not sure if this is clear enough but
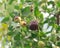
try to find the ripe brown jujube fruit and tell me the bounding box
[29,20,38,30]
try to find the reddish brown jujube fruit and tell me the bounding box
[29,20,38,30]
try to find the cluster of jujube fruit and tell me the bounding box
[14,16,38,30]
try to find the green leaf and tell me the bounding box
[1,16,10,23]
[56,41,60,46]
[44,18,49,23]
[8,26,14,35]
[34,7,40,17]
[20,0,25,4]
[34,6,43,21]
[26,0,32,2]
[41,0,47,3]
[21,6,31,16]
[9,0,14,4]
[25,44,31,48]
[7,31,14,36]
[14,5,19,10]
[57,26,60,31]
[46,42,52,48]
[14,41,21,47]
[8,26,14,31]
[19,3,23,9]
[56,1,60,8]
[14,32,20,41]
[38,31,46,37]
[33,0,39,7]
[0,3,3,7]
[47,1,55,5]
[9,12,14,18]
[49,17,56,26]
[42,5,47,12]
[31,33,37,38]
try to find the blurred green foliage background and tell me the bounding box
[0,0,60,48]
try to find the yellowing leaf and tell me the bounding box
[1,23,8,30]
[0,34,2,40]
[0,28,3,32]
[7,36,12,41]
[0,23,8,32]
[2,23,8,28]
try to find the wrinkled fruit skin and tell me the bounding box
[29,20,38,30]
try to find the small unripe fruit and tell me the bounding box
[38,41,45,48]
[21,32,25,36]
[29,43,32,47]
[29,20,38,30]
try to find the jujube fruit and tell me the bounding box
[20,20,26,26]
[14,16,21,22]
[29,20,38,30]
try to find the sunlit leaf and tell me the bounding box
[0,34,2,40]
[1,16,10,23]
[2,23,8,28]
[56,2,60,8]
[21,6,31,16]
[9,0,14,4]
